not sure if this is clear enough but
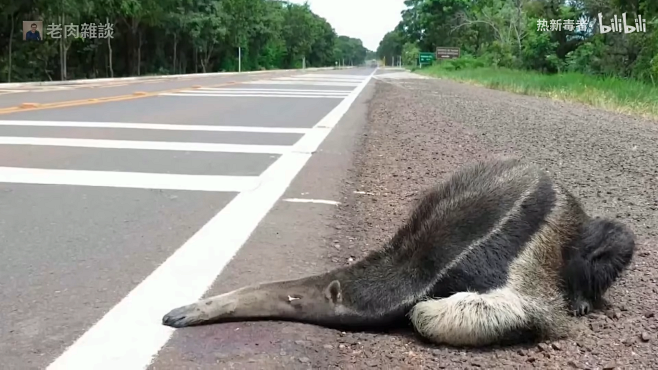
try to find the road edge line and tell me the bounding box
[44,67,377,370]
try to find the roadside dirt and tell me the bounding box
[293,76,657,369]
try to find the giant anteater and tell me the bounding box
[162,158,635,346]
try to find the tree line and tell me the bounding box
[377,0,657,83]
[0,0,371,83]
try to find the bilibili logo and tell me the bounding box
[598,13,647,33]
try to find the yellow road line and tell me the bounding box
[0,81,240,115]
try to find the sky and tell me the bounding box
[292,0,407,51]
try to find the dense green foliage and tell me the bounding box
[377,0,658,83]
[333,35,369,66]
[0,0,371,82]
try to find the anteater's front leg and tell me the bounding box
[162,275,359,328]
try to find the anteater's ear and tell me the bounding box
[324,280,342,304]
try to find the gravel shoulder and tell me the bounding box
[302,75,657,369]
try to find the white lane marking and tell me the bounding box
[0,167,259,192]
[282,198,340,205]
[19,86,75,90]
[44,70,375,370]
[160,93,346,98]
[296,74,365,80]
[298,73,365,77]
[244,81,360,86]
[0,120,311,134]
[373,72,430,80]
[175,90,349,96]
[274,77,365,82]
[0,137,291,154]
[193,88,353,93]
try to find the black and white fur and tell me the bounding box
[162,158,635,347]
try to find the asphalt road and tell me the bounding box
[0,68,338,109]
[0,67,379,370]
[5,66,654,370]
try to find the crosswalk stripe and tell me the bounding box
[273,77,364,82]
[0,120,311,134]
[0,137,292,154]
[193,88,353,93]
[297,74,365,80]
[244,81,360,86]
[0,166,260,192]
[174,90,349,96]
[161,93,346,98]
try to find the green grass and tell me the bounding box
[414,61,658,120]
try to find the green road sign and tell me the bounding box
[418,52,435,67]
